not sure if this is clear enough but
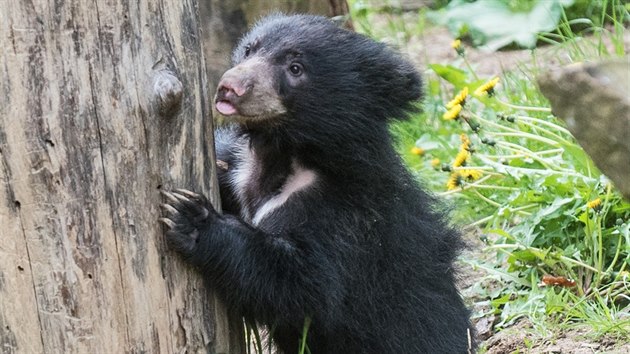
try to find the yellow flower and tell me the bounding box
[446,87,469,109]
[587,197,602,211]
[474,77,500,97]
[459,169,483,181]
[446,172,463,190]
[443,104,462,120]
[411,146,425,156]
[460,134,471,151]
[431,158,441,168]
[451,39,464,55]
[452,149,469,167]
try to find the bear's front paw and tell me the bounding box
[160,189,216,256]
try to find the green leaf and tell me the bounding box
[511,248,549,264]
[559,141,600,177]
[429,0,574,51]
[428,64,468,87]
[462,259,531,287]
[491,293,512,308]
[533,197,575,224]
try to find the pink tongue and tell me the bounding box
[216,101,238,116]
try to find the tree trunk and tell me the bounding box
[0,1,242,353]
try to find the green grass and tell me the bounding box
[351,0,630,350]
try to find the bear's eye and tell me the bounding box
[244,45,251,57]
[289,63,303,76]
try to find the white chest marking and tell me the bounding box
[230,143,257,219]
[229,145,317,225]
[231,145,255,193]
[251,164,317,226]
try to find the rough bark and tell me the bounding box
[0,0,242,353]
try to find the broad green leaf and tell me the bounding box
[429,0,575,51]
[428,64,468,87]
[534,197,575,222]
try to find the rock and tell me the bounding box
[473,314,496,341]
[538,59,630,200]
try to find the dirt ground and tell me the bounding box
[367,9,630,354]
[483,323,630,354]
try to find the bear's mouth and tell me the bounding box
[215,100,239,116]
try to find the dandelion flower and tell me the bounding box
[460,134,471,151]
[410,146,425,156]
[451,39,464,55]
[460,134,470,145]
[587,197,602,211]
[443,104,462,121]
[452,149,469,167]
[446,172,463,190]
[446,87,469,109]
[459,169,483,181]
[431,158,441,168]
[474,77,500,97]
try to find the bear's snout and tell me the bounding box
[215,79,250,116]
[214,57,286,120]
[215,67,255,116]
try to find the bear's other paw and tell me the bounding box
[160,189,216,256]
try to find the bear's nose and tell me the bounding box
[215,78,253,116]
[216,80,250,99]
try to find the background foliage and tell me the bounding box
[351,0,630,349]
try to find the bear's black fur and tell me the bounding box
[161,14,472,353]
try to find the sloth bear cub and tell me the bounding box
[161,14,472,353]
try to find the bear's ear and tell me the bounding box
[357,38,423,119]
[359,43,423,121]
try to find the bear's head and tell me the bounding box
[214,14,422,135]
